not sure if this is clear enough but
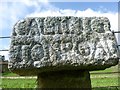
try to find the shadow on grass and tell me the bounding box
[2,71,19,76]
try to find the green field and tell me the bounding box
[1,65,120,89]
[1,78,36,88]
[1,76,119,88]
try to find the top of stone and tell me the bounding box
[9,17,119,75]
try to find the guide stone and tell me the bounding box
[9,17,119,75]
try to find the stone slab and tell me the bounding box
[9,17,119,75]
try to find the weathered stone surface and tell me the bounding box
[9,17,119,75]
[37,70,91,88]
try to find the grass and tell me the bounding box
[91,77,118,87]
[1,78,36,88]
[90,65,119,73]
[2,71,19,77]
[1,65,119,88]
[92,87,120,90]
[1,77,119,88]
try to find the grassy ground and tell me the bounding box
[1,78,36,88]
[90,65,119,73]
[91,77,118,87]
[1,65,119,88]
[1,76,119,88]
[2,72,19,77]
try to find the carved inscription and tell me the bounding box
[9,17,119,69]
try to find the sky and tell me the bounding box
[0,0,119,60]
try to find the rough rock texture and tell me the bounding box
[9,17,119,75]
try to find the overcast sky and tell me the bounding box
[0,0,119,60]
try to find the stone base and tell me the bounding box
[37,70,91,89]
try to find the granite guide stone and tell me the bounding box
[9,16,119,88]
[9,17,119,75]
